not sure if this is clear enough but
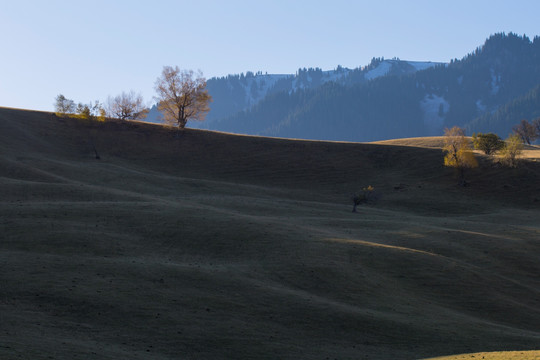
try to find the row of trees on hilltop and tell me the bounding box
[352,122,531,210]
[55,66,212,129]
[443,122,534,185]
[55,95,107,121]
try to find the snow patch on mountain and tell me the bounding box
[421,94,449,135]
[365,61,393,80]
[408,61,443,71]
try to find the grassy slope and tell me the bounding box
[373,137,540,161]
[1,107,540,360]
[371,136,450,148]
[424,350,540,359]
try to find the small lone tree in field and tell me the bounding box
[154,66,212,129]
[352,185,375,212]
[472,132,505,155]
[499,134,524,167]
[54,94,75,116]
[513,119,538,145]
[443,126,478,186]
[106,91,148,121]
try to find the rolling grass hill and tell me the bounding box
[372,137,450,149]
[373,136,540,161]
[1,107,540,359]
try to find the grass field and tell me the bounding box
[424,350,540,359]
[1,107,539,359]
[373,137,540,161]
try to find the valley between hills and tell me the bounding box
[1,107,540,359]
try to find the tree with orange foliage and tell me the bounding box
[154,66,212,129]
[443,126,478,186]
[499,134,524,167]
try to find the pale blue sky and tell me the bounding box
[1,0,539,111]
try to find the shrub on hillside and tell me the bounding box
[499,134,524,167]
[352,185,376,212]
[472,132,505,155]
[54,94,105,122]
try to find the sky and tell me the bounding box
[1,0,539,112]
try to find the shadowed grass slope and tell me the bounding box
[1,107,540,359]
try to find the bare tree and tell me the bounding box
[443,126,478,186]
[513,119,538,145]
[106,91,148,121]
[154,66,212,129]
[533,118,540,139]
[54,94,75,115]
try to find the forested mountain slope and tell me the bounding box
[212,33,540,141]
[146,33,540,142]
[146,59,442,130]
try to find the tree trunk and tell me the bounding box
[178,105,186,129]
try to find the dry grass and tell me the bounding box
[371,136,449,148]
[1,107,540,359]
[424,350,540,359]
[373,137,540,161]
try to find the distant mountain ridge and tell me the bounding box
[146,59,443,129]
[148,33,540,142]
